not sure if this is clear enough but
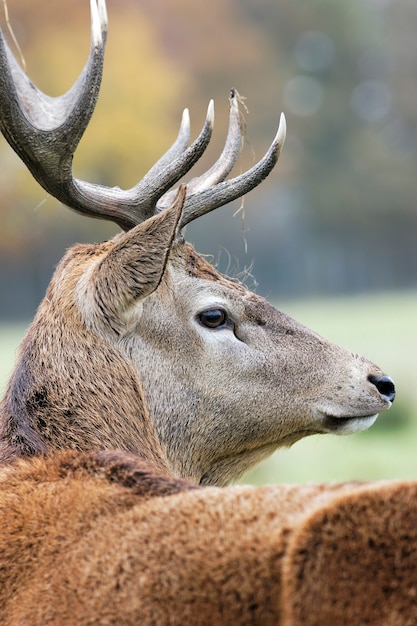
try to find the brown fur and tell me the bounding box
[281,481,417,625]
[0,450,351,625]
[1,452,416,625]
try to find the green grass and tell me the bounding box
[1,289,416,485]
[0,323,30,396]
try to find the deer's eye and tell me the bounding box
[198,309,228,329]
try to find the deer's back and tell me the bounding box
[0,451,335,625]
[2,452,417,625]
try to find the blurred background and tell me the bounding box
[0,0,416,484]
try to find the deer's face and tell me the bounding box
[119,241,393,485]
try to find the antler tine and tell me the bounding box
[0,0,109,212]
[125,102,214,225]
[178,112,287,229]
[140,108,191,181]
[157,89,242,210]
[0,0,107,169]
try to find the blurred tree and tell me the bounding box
[218,0,417,297]
[0,0,417,319]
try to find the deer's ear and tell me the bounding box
[89,186,185,332]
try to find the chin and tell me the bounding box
[323,413,379,435]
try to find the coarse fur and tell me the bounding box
[1,452,417,625]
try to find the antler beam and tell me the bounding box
[0,0,286,231]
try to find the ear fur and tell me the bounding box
[91,185,186,334]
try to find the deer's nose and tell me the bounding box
[368,375,396,403]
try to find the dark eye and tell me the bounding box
[198,309,227,329]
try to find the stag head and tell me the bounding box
[0,0,395,485]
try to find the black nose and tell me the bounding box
[368,375,396,403]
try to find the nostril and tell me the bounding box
[368,375,396,403]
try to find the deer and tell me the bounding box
[0,2,412,625]
[0,0,394,484]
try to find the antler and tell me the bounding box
[0,0,286,232]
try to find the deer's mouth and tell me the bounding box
[322,413,379,435]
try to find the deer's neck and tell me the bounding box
[0,310,170,474]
